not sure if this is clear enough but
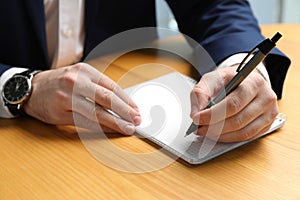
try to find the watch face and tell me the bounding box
[2,75,31,104]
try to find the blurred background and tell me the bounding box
[156,0,300,34]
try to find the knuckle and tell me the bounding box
[232,116,244,130]
[238,130,252,141]
[73,62,88,71]
[227,96,242,114]
[97,75,104,85]
[191,87,210,100]
[220,68,234,83]
[60,72,77,87]
[192,87,202,97]
[190,89,198,101]
[60,63,89,87]
[55,90,68,100]
[109,82,118,92]
[234,127,257,141]
[101,89,112,104]
[265,91,278,104]
[95,107,103,120]
[253,73,266,87]
[201,73,209,80]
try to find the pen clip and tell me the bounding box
[237,32,280,73]
[236,45,259,72]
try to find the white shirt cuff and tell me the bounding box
[217,53,271,85]
[0,67,28,118]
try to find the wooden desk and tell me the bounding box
[1,25,300,199]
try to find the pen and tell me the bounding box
[185,32,282,137]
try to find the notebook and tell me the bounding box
[124,72,286,164]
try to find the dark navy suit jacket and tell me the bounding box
[0,0,290,98]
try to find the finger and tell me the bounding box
[192,68,270,126]
[72,96,137,135]
[72,66,141,125]
[100,125,118,133]
[217,114,275,142]
[93,83,141,125]
[98,76,140,111]
[87,68,139,111]
[196,108,277,142]
[71,111,106,131]
[72,111,118,133]
[193,81,257,125]
[190,86,210,118]
[74,80,141,125]
[73,63,140,112]
[216,89,278,134]
[190,69,232,119]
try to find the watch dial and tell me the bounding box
[3,76,30,103]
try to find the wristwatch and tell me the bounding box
[2,69,40,116]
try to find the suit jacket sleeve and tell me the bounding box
[166,0,290,99]
[0,63,11,76]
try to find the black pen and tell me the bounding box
[185,32,282,137]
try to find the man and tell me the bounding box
[0,1,290,142]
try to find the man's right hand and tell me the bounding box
[23,63,141,135]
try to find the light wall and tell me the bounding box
[248,0,300,24]
[281,0,300,23]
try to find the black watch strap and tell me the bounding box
[7,104,27,117]
[19,69,39,78]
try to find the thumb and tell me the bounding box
[190,86,210,118]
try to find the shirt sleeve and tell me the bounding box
[0,67,28,118]
[217,53,271,85]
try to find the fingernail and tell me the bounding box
[133,116,141,125]
[125,124,135,135]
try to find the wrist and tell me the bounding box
[2,69,41,117]
[22,71,43,116]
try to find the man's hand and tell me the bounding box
[23,63,141,135]
[190,66,278,142]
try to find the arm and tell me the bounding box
[0,2,141,135]
[22,63,141,135]
[166,0,290,98]
[167,0,291,142]
[0,63,11,75]
[0,62,141,135]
